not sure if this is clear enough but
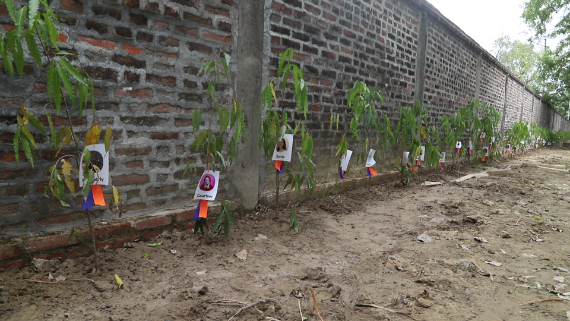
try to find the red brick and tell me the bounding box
[0,203,19,216]
[202,31,231,43]
[0,3,7,17]
[126,160,144,169]
[152,104,180,113]
[0,97,23,108]
[153,21,169,30]
[116,235,138,248]
[123,44,142,55]
[34,82,47,92]
[146,184,179,196]
[36,212,86,226]
[0,244,20,260]
[0,151,27,163]
[113,174,149,186]
[2,184,28,197]
[142,230,162,240]
[146,74,176,87]
[205,5,230,17]
[25,234,79,252]
[174,25,198,37]
[1,23,14,31]
[0,169,34,181]
[175,118,192,127]
[163,52,178,59]
[122,0,140,8]
[78,36,116,50]
[32,252,66,262]
[164,6,180,19]
[135,215,172,230]
[114,88,152,98]
[222,0,233,5]
[0,260,24,270]
[158,36,179,47]
[57,33,69,42]
[61,0,83,12]
[150,133,178,140]
[176,210,194,222]
[115,146,152,156]
[92,222,132,240]
[96,240,115,250]
[67,246,91,259]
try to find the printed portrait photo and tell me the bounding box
[275,137,289,152]
[199,173,216,191]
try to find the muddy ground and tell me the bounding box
[3,148,570,321]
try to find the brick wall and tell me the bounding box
[1,0,570,241]
[0,0,235,236]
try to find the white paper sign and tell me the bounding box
[417,146,425,161]
[340,150,353,171]
[194,170,220,201]
[79,144,109,186]
[480,132,486,139]
[483,147,489,156]
[271,134,294,162]
[505,144,511,152]
[365,149,376,167]
[402,151,410,165]
[455,141,462,149]
[491,137,496,143]
[439,152,446,162]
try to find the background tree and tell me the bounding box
[492,36,541,90]
[522,0,570,116]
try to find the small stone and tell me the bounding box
[417,234,433,243]
[554,276,565,283]
[198,286,208,295]
[501,233,512,238]
[255,234,268,241]
[416,297,433,308]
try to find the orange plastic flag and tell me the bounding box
[198,200,209,218]
[91,185,106,206]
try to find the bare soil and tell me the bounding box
[3,148,570,321]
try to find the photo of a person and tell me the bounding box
[276,138,287,152]
[199,174,215,191]
[200,174,216,191]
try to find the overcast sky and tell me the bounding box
[426,0,535,54]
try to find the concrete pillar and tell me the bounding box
[414,11,428,104]
[229,0,265,210]
[500,75,509,132]
[474,53,482,101]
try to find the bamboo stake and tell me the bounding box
[520,298,563,305]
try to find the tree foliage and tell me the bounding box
[492,36,541,90]
[522,0,570,115]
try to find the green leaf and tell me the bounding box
[290,208,299,232]
[13,128,20,164]
[192,130,209,151]
[14,6,28,38]
[104,125,112,152]
[5,0,16,21]
[58,57,86,85]
[11,36,24,78]
[57,63,75,107]
[24,30,42,65]
[216,135,223,153]
[28,0,40,23]
[27,112,47,136]
[192,110,202,132]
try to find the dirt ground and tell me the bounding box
[3,148,570,321]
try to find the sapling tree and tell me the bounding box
[334,81,384,179]
[1,0,121,269]
[259,48,315,228]
[184,52,246,238]
[392,102,427,185]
